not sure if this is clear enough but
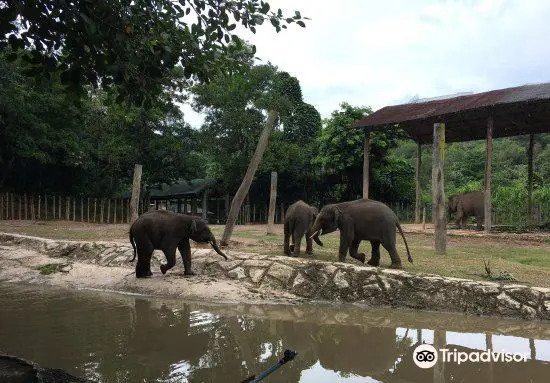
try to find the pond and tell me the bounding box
[0,283,549,382]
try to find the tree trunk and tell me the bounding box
[221,110,278,245]
[130,164,143,225]
[266,172,278,234]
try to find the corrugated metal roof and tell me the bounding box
[351,82,550,129]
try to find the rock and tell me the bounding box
[333,270,349,289]
[228,267,246,280]
[267,263,294,285]
[249,268,265,284]
[474,283,500,295]
[218,260,243,270]
[242,259,273,268]
[291,273,317,297]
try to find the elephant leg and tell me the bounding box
[283,221,291,256]
[292,231,302,257]
[338,234,352,263]
[367,241,381,267]
[348,238,365,263]
[135,239,154,278]
[178,240,195,276]
[305,229,313,254]
[381,238,403,269]
[160,245,177,275]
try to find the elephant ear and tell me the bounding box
[190,219,197,234]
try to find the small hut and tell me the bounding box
[351,82,550,253]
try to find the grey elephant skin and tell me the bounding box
[310,198,413,269]
[448,191,484,230]
[129,210,227,278]
[283,200,323,257]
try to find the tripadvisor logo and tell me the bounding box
[413,344,528,369]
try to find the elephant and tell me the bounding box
[129,210,227,278]
[283,200,323,257]
[448,191,484,230]
[310,198,412,269]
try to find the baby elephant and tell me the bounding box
[284,200,323,257]
[310,198,412,269]
[129,210,227,278]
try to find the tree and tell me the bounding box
[314,102,413,204]
[0,0,307,105]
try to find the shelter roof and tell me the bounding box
[351,83,550,143]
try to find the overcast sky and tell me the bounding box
[181,0,550,127]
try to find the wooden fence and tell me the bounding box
[0,193,287,225]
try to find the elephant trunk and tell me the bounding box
[210,236,228,260]
[310,228,324,246]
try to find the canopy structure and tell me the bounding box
[350,82,550,253]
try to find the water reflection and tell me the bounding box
[0,284,549,382]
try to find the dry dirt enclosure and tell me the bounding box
[1,220,550,288]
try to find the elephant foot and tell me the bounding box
[289,244,295,253]
[136,271,153,278]
[184,270,196,276]
[305,250,313,255]
[366,257,380,267]
[389,262,403,269]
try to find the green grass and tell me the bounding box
[36,263,59,275]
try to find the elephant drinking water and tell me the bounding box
[310,198,412,269]
[129,210,227,278]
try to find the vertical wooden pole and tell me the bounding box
[30,196,35,220]
[484,116,493,232]
[72,197,76,221]
[363,129,370,199]
[253,205,256,224]
[432,122,446,254]
[216,199,220,223]
[107,199,111,223]
[433,330,446,383]
[267,172,277,234]
[58,195,61,220]
[24,193,28,220]
[415,141,422,223]
[202,191,208,220]
[93,198,97,223]
[100,199,104,223]
[65,197,69,220]
[80,197,83,222]
[44,194,47,220]
[130,164,143,225]
[422,205,426,231]
[0,193,3,220]
[114,199,117,224]
[527,132,534,225]
[87,198,90,222]
[18,194,21,220]
[10,193,14,219]
[38,195,41,220]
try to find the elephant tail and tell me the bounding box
[129,230,137,262]
[396,222,413,263]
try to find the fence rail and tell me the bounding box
[0,193,287,225]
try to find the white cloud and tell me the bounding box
[182,0,550,127]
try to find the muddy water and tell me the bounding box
[1,284,550,383]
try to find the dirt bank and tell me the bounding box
[1,232,550,322]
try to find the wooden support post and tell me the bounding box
[130,164,143,225]
[87,198,90,222]
[44,194,47,220]
[58,195,61,220]
[38,195,41,220]
[432,122,446,254]
[422,205,426,232]
[527,132,534,225]
[415,141,422,223]
[216,199,220,223]
[18,194,21,220]
[30,196,35,220]
[80,197,83,222]
[484,116,493,232]
[114,199,117,223]
[72,197,76,221]
[24,193,28,220]
[107,199,111,223]
[202,191,208,220]
[267,172,277,234]
[363,129,370,199]
[93,198,97,223]
[11,193,15,219]
[100,199,104,223]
